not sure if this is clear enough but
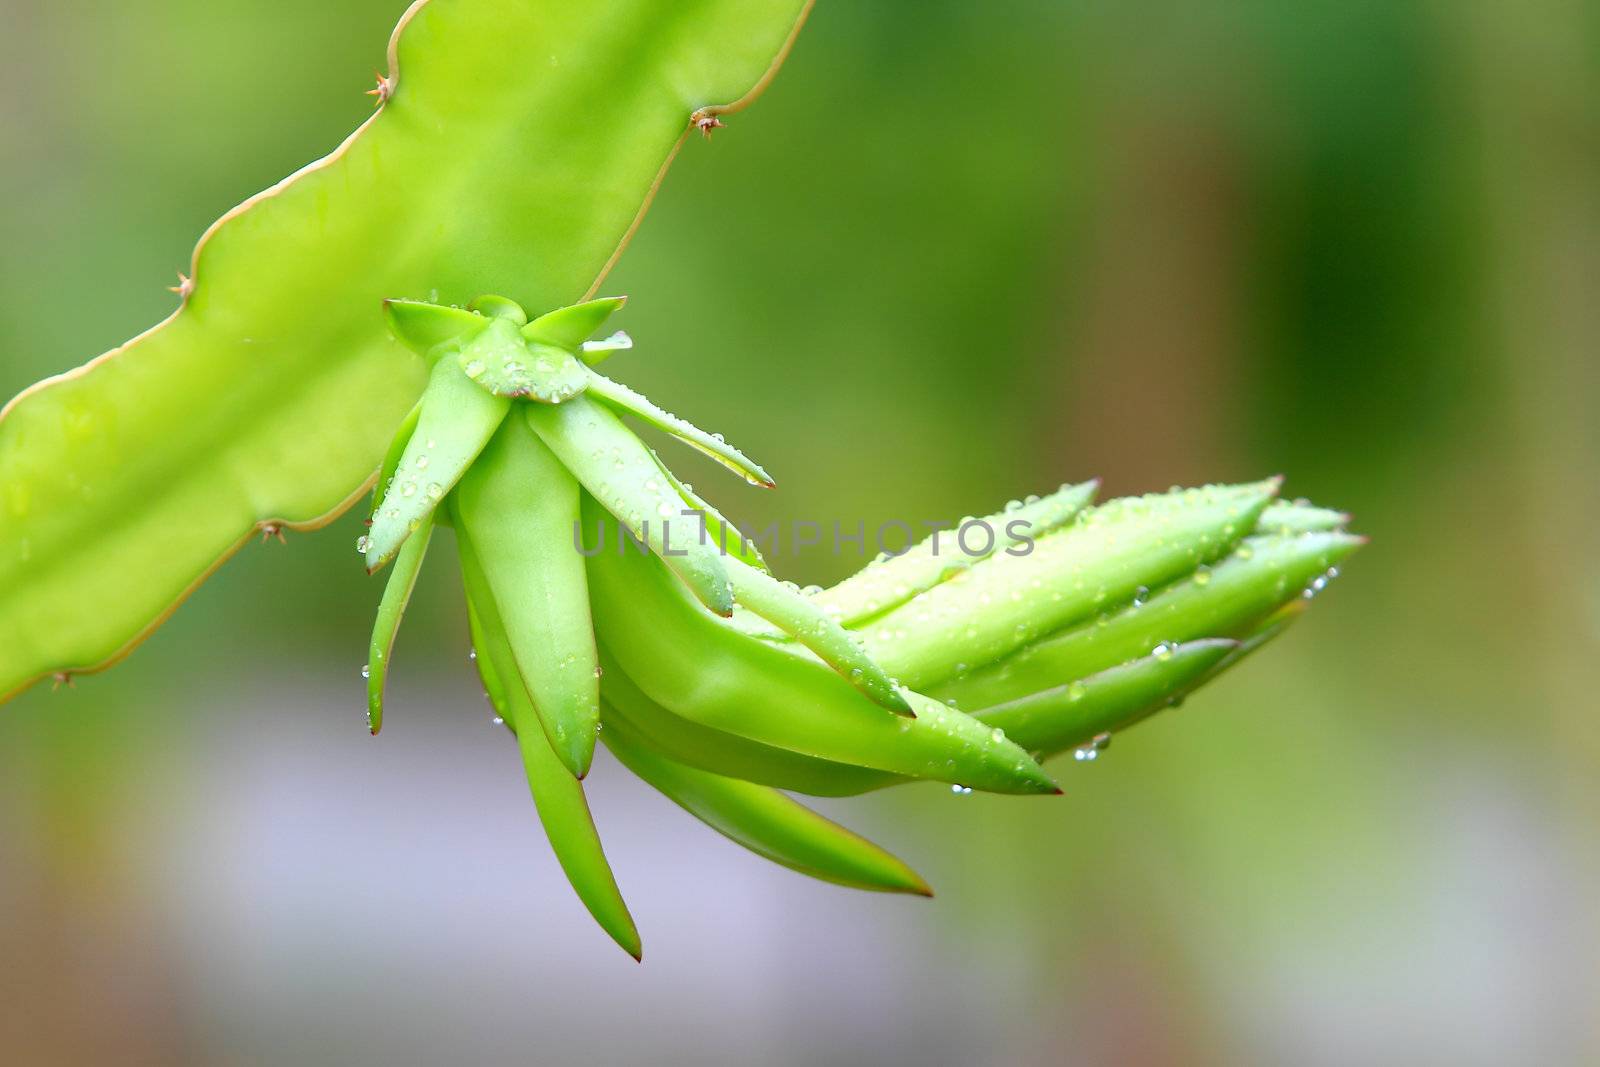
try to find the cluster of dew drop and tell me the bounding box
[1301,565,1341,601]
[1072,732,1112,762]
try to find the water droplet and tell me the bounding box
[1072,732,1111,761]
[464,359,486,378]
[1193,564,1212,586]
[1066,680,1087,702]
[467,649,477,662]
[414,455,430,471]
[950,784,973,795]
[356,535,371,553]
[1152,642,1176,661]
[989,727,1006,743]
[360,664,371,679]
[400,481,418,497]
[1132,585,1150,607]
[426,482,444,501]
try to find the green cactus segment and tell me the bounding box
[0,0,813,700]
[384,300,492,358]
[522,297,627,351]
[365,514,434,737]
[1257,501,1352,535]
[602,715,931,896]
[527,398,735,616]
[459,317,589,403]
[583,370,776,488]
[585,500,1059,796]
[365,357,511,571]
[862,481,1281,691]
[455,420,600,779]
[971,639,1237,760]
[725,558,914,716]
[600,658,890,797]
[936,531,1363,709]
[815,480,1100,627]
[459,532,640,960]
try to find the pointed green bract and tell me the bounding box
[584,370,775,488]
[580,332,634,366]
[366,357,510,571]
[366,514,434,736]
[455,419,599,779]
[528,398,735,616]
[603,716,931,896]
[815,480,1100,627]
[372,398,423,519]
[523,297,626,351]
[860,481,1281,690]
[651,450,768,573]
[0,0,813,699]
[936,531,1363,709]
[725,558,913,716]
[459,531,640,960]
[601,656,890,796]
[1257,501,1351,535]
[971,639,1237,760]
[384,300,490,358]
[585,500,1059,796]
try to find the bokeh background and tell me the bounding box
[2,1,1597,1063]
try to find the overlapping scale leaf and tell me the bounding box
[861,480,1281,689]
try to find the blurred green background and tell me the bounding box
[2,1,1597,1063]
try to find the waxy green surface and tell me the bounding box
[0,0,812,699]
